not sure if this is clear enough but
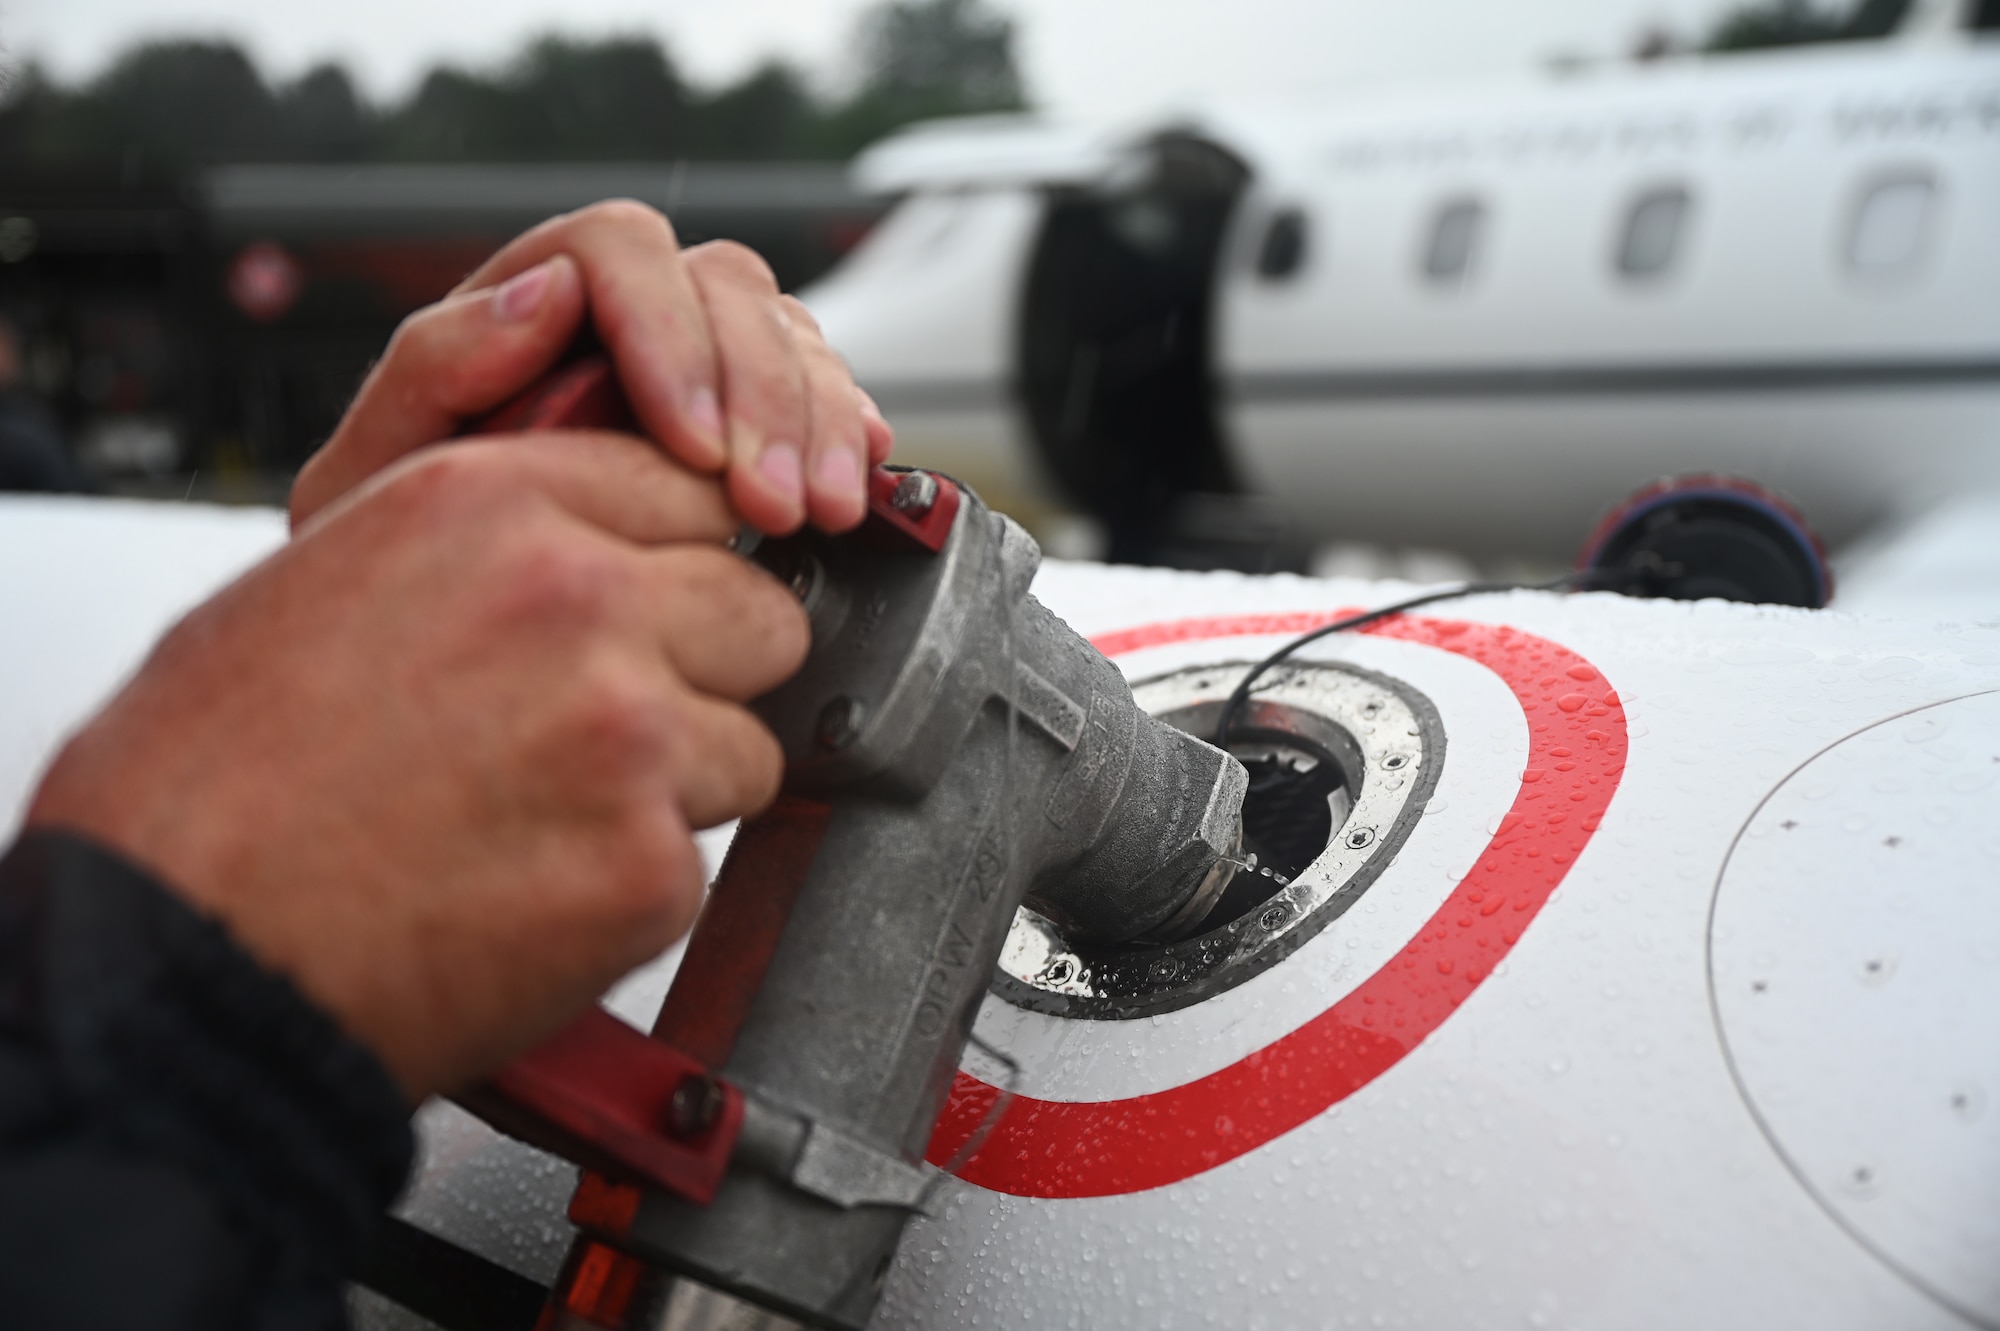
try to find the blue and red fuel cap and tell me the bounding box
[1577,474,1832,609]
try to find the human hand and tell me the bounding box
[30,432,808,1101]
[290,200,894,536]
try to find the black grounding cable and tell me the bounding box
[1214,572,1597,750]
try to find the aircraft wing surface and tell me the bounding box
[1836,492,2000,625]
[0,496,287,839]
[3,497,1998,1330]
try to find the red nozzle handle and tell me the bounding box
[464,354,636,437]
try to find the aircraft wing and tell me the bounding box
[0,496,286,839]
[4,497,1998,1331]
[1836,492,2000,624]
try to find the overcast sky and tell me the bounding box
[1,0,1747,119]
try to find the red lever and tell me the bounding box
[465,354,636,436]
[457,1008,742,1207]
[863,465,959,554]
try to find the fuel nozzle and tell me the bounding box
[744,468,1247,946]
[469,461,1246,1331]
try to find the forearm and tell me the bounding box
[0,830,412,1329]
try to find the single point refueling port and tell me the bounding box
[994,660,1444,1020]
[1577,474,1832,608]
[1167,700,1358,932]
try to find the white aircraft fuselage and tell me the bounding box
[804,26,2000,562]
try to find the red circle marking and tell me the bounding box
[925,610,1628,1198]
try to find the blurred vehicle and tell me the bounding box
[803,0,2000,568]
[0,311,86,491]
[198,163,885,479]
[0,174,198,488]
[0,163,886,495]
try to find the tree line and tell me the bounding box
[1705,0,1914,50]
[0,0,1026,173]
[0,0,1923,177]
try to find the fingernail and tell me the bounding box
[686,386,724,444]
[493,260,555,323]
[814,445,863,500]
[758,440,803,508]
[856,388,884,423]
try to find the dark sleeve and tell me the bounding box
[0,829,414,1330]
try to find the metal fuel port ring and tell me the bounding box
[995,659,1444,1020]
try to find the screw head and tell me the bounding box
[1383,753,1409,770]
[667,1074,724,1139]
[785,555,819,601]
[1041,958,1076,985]
[890,470,940,517]
[816,696,868,750]
[1345,826,1376,850]
[1258,905,1289,931]
[759,547,818,602]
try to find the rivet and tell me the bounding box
[817,696,868,750]
[667,1074,724,1139]
[891,470,939,517]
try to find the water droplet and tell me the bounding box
[1860,656,1922,681]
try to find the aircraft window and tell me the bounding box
[1422,197,1484,286]
[1616,185,1692,280]
[1257,208,1308,280]
[1847,174,1936,275]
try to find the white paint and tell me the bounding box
[0,496,286,840]
[869,561,2000,1331]
[1711,689,2000,1328]
[1835,491,2000,624]
[803,188,1054,508]
[808,190,1042,385]
[1215,43,2000,555]
[5,499,2000,1326]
